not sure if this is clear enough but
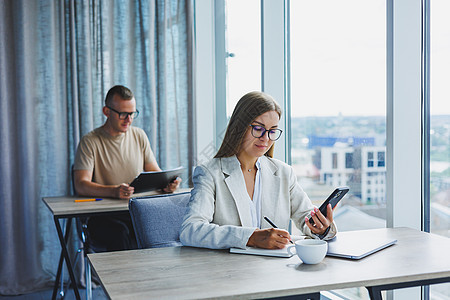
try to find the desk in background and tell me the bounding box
[88,227,450,300]
[43,189,191,300]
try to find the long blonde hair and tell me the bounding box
[215,91,282,158]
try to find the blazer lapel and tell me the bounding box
[221,156,253,227]
[260,156,281,227]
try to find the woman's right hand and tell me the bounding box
[247,228,292,249]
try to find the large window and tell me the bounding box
[430,1,450,298]
[290,2,386,298]
[430,0,450,239]
[204,1,448,298]
[290,1,387,235]
[225,0,261,117]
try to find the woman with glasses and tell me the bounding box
[180,91,336,250]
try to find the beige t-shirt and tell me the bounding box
[74,126,156,185]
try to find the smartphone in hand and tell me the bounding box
[309,187,349,225]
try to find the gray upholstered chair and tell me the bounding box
[129,191,191,249]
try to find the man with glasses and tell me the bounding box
[73,85,180,251]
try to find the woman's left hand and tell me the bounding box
[305,204,333,236]
[163,177,182,193]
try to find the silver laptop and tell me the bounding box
[327,229,397,260]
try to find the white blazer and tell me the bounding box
[180,155,337,249]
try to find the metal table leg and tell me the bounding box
[85,255,92,300]
[366,276,450,300]
[52,219,70,300]
[366,287,383,300]
[53,217,81,300]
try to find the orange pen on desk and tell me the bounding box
[74,198,103,203]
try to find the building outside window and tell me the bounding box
[332,153,338,169]
[345,152,353,169]
[367,152,374,168]
[377,151,385,167]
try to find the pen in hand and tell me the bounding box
[263,216,294,244]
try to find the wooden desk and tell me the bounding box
[43,189,191,300]
[87,227,450,300]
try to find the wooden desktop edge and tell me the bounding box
[42,188,192,217]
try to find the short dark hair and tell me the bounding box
[104,85,134,106]
[215,91,282,158]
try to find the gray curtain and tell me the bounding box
[0,0,194,295]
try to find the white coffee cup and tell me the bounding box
[287,239,328,264]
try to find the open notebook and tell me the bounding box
[230,246,294,258]
[230,230,397,260]
[229,235,305,258]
